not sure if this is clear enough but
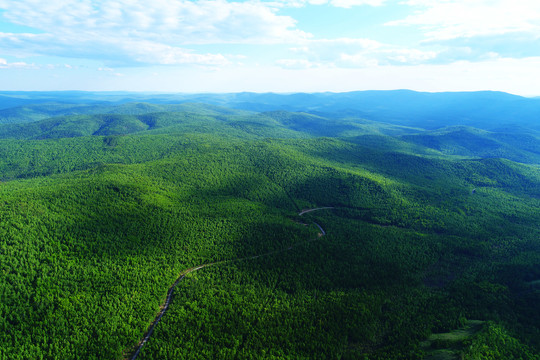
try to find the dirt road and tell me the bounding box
[126,207,333,360]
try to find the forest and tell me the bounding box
[0,91,539,359]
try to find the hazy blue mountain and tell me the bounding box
[1,90,539,165]
[0,109,300,140]
[2,104,539,164]
[1,90,539,131]
[401,126,540,163]
[0,95,44,109]
[0,102,252,124]
[216,90,540,131]
[0,107,441,142]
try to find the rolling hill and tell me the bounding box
[401,126,540,164]
[1,101,539,165]
[0,101,253,125]
[0,92,539,359]
[2,90,540,132]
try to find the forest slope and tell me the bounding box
[0,95,539,359]
[1,105,539,165]
[400,126,540,164]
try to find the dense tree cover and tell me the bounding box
[0,103,538,359]
[401,126,540,164]
[463,323,540,359]
[0,144,318,359]
[2,101,539,164]
[0,112,253,140]
[0,101,253,125]
[139,204,540,359]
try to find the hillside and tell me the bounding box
[1,103,539,165]
[0,94,539,359]
[401,126,540,164]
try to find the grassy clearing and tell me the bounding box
[422,320,485,359]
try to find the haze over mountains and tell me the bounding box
[2,90,539,131]
[0,90,538,165]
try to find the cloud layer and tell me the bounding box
[0,57,36,68]
[0,0,310,66]
[0,0,538,94]
[388,0,540,61]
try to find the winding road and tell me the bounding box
[125,207,333,360]
[298,207,334,216]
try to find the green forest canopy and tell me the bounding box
[0,94,539,359]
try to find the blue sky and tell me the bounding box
[0,0,539,95]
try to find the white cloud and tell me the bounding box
[272,0,387,8]
[382,48,437,63]
[0,57,37,69]
[389,0,540,40]
[386,0,540,62]
[0,0,310,66]
[121,39,230,65]
[0,0,309,44]
[0,31,230,66]
[336,53,379,67]
[277,37,438,68]
[329,0,386,8]
[275,58,315,69]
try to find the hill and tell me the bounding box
[0,94,539,359]
[401,126,540,164]
[0,102,252,125]
[1,104,539,165]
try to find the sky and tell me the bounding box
[0,0,539,95]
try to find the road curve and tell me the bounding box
[126,207,333,360]
[298,207,334,216]
[127,264,219,360]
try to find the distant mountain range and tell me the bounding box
[0,90,538,164]
[1,90,539,131]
